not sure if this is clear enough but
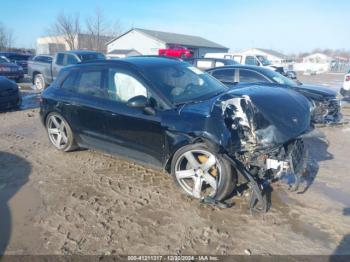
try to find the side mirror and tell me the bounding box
[127,95,156,115]
[127,95,148,108]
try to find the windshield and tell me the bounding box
[0,57,9,63]
[8,54,31,61]
[256,55,272,66]
[78,53,105,61]
[263,68,298,87]
[144,63,227,105]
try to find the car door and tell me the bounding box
[101,65,164,167]
[65,66,111,147]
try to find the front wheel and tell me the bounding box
[46,112,77,152]
[171,143,236,201]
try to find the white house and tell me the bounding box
[36,34,113,54]
[106,28,229,58]
[237,48,291,65]
[293,53,333,73]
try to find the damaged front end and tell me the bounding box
[311,98,342,125]
[218,88,311,211]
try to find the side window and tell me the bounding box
[211,69,235,82]
[239,70,268,83]
[232,55,242,63]
[196,60,214,69]
[76,70,105,98]
[61,70,78,91]
[107,69,147,103]
[64,54,78,66]
[215,61,224,67]
[56,54,64,66]
[245,56,259,66]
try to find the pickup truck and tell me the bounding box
[28,50,105,90]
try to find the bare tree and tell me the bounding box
[50,12,81,50]
[85,8,123,52]
[0,22,14,51]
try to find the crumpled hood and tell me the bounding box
[294,84,337,99]
[221,85,311,148]
[180,84,311,151]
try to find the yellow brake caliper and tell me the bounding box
[198,155,217,177]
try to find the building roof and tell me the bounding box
[248,48,288,59]
[106,28,228,49]
[108,49,139,55]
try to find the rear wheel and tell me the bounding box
[171,143,236,201]
[46,112,77,152]
[34,74,46,90]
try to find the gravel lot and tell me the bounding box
[0,73,350,256]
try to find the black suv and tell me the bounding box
[40,57,311,210]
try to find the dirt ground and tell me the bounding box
[1,73,350,256]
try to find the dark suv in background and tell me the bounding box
[0,52,32,74]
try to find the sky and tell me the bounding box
[0,0,349,54]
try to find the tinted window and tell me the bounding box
[0,57,8,63]
[61,70,78,91]
[78,53,105,61]
[7,54,30,61]
[65,54,79,65]
[56,54,64,65]
[107,68,147,103]
[245,56,259,66]
[239,70,268,83]
[212,69,235,82]
[76,70,105,98]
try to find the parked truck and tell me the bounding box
[28,50,105,90]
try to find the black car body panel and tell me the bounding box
[0,77,21,110]
[206,65,342,124]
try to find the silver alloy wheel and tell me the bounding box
[34,75,44,90]
[174,149,221,199]
[47,115,69,149]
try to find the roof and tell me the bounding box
[107,28,228,49]
[108,49,139,55]
[247,48,288,59]
[63,50,103,55]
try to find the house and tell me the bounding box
[293,53,333,73]
[237,48,291,65]
[106,28,229,58]
[36,33,113,54]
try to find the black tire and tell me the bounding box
[171,143,236,201]
[34,73,46,90]
[45,112,77,152]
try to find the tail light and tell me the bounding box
[346,75,350,81]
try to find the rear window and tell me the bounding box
[8,55,31,61]
[77,53,105,61]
